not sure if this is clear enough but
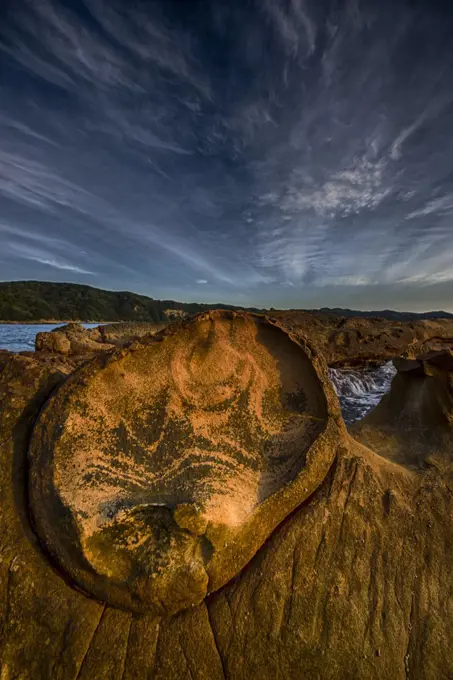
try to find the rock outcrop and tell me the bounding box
[270,310,453,366]
[35,322,114,357]
[35,322,166,360]
[352,348,453,468]
[29,312,343,616]
[32,313,453,369]
[97,322,167,346]
[1,312,453,678]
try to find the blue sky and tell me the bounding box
[1,0,453,311]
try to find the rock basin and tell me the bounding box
[29,310,343,615]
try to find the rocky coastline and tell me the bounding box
[1,311,453,678]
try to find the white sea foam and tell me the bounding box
[328,361,396,423]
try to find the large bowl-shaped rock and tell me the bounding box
[29,311,343,615]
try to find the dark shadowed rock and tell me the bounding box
[392,357,424,373]
[352,348,453,468]
[422,348,453,372]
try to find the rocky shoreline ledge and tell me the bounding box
[1,311,453,678]
[26,310,453,368]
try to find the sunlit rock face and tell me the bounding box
[29,311,344,615]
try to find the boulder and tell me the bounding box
[35,326,72,355]
[34,322,168,360]
[35,322,113,357]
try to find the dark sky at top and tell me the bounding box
[0,0,453,310]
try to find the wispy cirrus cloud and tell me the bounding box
[1,0,191,94]
[26,257,95,275]
[277,157,391,219]
[0,150,94,213]
[1,0,453,310]
[0,148,261,288]
[406,193,453,220]
[390,116,426,162]
[7,243,95,275]
[260,0,317,59]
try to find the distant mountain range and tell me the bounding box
[0,281,452,323]
[316,307,453,321]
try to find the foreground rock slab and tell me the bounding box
[29,311,342,615]
[0,312,453,678]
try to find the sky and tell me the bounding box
[0,0,453,311]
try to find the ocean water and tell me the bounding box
[0,323,100,353]
[329,362,396,424]
[0,324,395,424]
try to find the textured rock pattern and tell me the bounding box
[271,311,453,367]
[0,313,453,678]
[352,349,453,468]
[35,321,165,358]
[33,312,453,368]
[29,311,341,615]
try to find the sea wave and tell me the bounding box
[328,361,396,424]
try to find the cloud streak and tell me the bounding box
[26,257,95,275]
[7,243,95,275]
[0,0,453,310]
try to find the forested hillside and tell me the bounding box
[1,281,451,322]
[0,281,246,322]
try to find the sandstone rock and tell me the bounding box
[29,311,344,616]
[35,326,72,354]
[32,312,453,370]
[97,322,167,346]
[34,322,168,360]
[353,348,453,468]
[35,322,113,357]
[0,353,105,680]
[1,313,453,678]
[271,311,453,367]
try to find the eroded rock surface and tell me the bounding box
[29,311,342,615]
[352,348,453,468]
[32,312,453,369]
[270,310,453,366]
[34,321,165,359]
[1,312,453,679]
